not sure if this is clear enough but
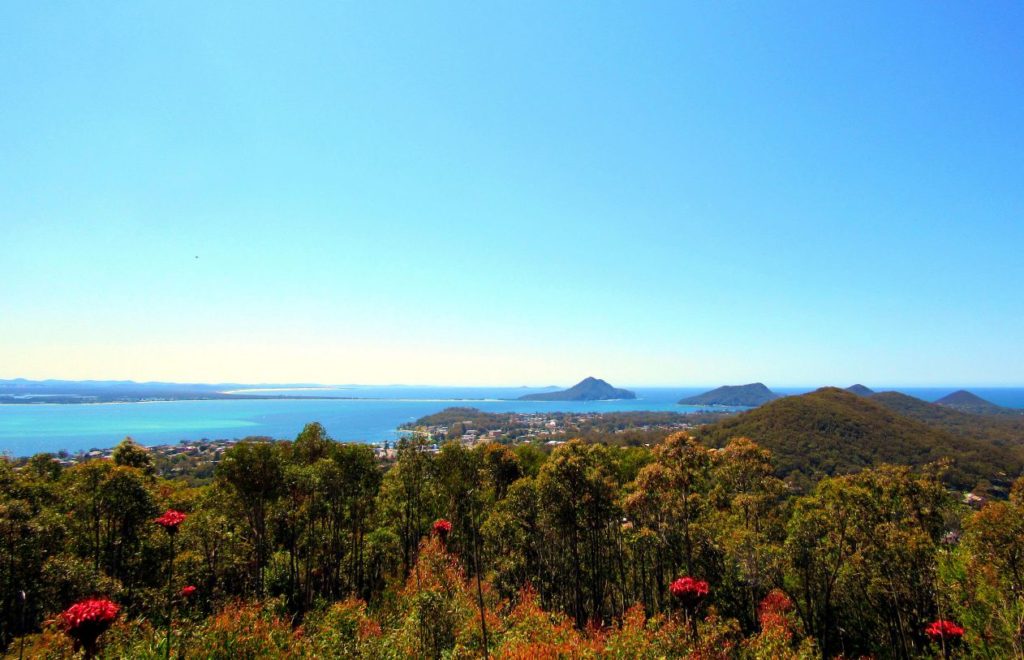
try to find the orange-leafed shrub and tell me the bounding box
[196,599,298,658]
[491,587,597,659]
[743,589,817,659]
[299,597,384,657]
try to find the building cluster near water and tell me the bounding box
[402,411,697,451]
[25,411,698,472]
[48,438,241,469]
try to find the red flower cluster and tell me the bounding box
[669,576,709,609]
[180,585,197,598]
[925,619,965,642]
[60,598,120,631]
[59,598,120,655]
[433,519,452,536]
[154,509,187,533]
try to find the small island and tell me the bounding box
[518,377,636,401]
[934,389,1013,416]
[678,382,779,407]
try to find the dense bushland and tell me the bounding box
[1,423,1021,658]
[697,388,1023,491]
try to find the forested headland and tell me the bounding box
[2,392,1023,658]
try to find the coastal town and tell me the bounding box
[398,410,701,448]
[42,438,230,468]
[27,408,720,480]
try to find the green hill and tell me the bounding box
[845,384,875,396]
[695,387,1022,491]
[518,377,636,401]
[935,389,1014,415]
[678,382,779,406]
[871,391,1024,448]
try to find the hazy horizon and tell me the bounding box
[3,376,1023,390]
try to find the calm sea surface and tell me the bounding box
[1,386,1022,457]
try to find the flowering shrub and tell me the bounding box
[669,576,709,609]
[925,619,965,642]
[491,587,594,658]
[433,518,452,538]
[757,589,794,630]
[198,599,297,657]
[601,604,688,657]
[743,589,818,659]
[392,536,475,656]
[59,598,120,658]
[300,597,383,656]
[154,509,187,533]
[181,585,197,598]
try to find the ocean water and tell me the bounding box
[1,386,1022,457]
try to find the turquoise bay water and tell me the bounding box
[0,388,710,456]
[1,386,1022,457]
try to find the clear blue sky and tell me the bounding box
[2,2,1022,386]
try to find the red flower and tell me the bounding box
[432,518,452,541]
[180,585,197,598]
[154,509,187,533]
[925,619,965,642]
[60,598,120,630]
[670,576,709,609]
[59,598,120,656]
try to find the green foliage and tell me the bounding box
[937,493,1024,658]
[873,390,1024,454]
[536,440,620,627]
[698,387,1022,491]
[783,465,949,657]
[5,416,1024,658]
[111,437,155,476]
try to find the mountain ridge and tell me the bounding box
[695,387,1022,491]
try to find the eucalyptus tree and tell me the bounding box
[623,431,713,612]
[216,440,284,595]
[536,440,620,627]
[785,465,949,657]
[708,437,788,628]
[376,436,437,577]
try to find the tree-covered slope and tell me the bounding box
[871,391,1024,448]
[695,387,1022,490]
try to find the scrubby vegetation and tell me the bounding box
[2,413,1022,658]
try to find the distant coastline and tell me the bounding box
[0,395,523,405]
[3,378,1024,408]
[3,382,1024,458]
[0,394,366,405]
[220,386,346,394]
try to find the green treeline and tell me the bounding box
[2,423,1023,658]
